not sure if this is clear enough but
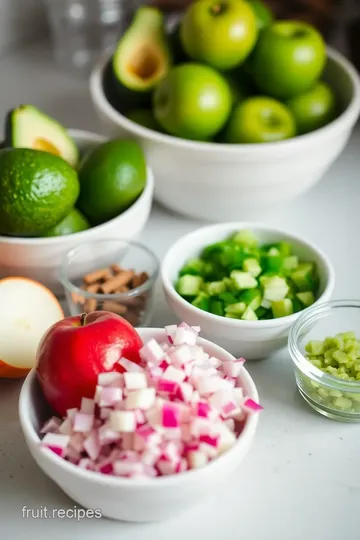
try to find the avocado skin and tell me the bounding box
[0,148,80,236]
[5,108,15,147]
[102,59,152,115]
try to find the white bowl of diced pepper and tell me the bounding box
[289,300,360,422]
[161,223,335,359]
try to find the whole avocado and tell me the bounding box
[77,139,147,225]
[0,148,80,236]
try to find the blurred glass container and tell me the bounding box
[43,0,137,76]
[59,239,159,326]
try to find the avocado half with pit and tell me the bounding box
[109,6,172,110]
[5,105,79,168]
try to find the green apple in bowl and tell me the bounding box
[252,20,326,100]
[223,96,296,143]
[180,0,258,71]
[153,63,232,141]
[247,0,274,31]
[286,82,337,135]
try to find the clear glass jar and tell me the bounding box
[59,239,159,327]
[288,300,360,423]
[43,0,137,76]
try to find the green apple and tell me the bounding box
[247,0,274,32]
[252,20,326,99]
[153,63,232,141]
[223,96,296,143]
[286,82,337,135]
[180,0,258,71]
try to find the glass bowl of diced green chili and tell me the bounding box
[289,300,360,422]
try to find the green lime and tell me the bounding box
[0,148,80,236]
[77,139,147,225]
[41,208,90,237]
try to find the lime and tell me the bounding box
[77,139,147,225]
[41,208,90,237]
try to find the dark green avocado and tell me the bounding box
[0,148,80,236]
[106,6,172,110]
[5,104,79,167]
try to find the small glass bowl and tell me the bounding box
[59,239,159,327]
[288,300,360,423]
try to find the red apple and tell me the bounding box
[36,311,143,417]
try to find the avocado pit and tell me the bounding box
[127,46,163,84]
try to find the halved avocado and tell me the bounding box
[112,6,171,99]
[5,105,79,168]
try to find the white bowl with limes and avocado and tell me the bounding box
[0,106,154,293]
[161,223,335,359]
[89,3,360,222]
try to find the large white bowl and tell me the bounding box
[161,223,335,359]
[90,47,360,222]
[19,327,259,523]
[0,130,154,293]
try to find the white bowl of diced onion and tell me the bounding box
[19,326,260,522]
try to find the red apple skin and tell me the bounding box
[36,311,143,417]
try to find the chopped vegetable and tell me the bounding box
[40,323,262,478]
[175,230,319,320]
[301,332,360,414]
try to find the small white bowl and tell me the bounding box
[161,223,335,359]
[89,47,360,222]
[0,130,154,293]
[19,327,259,523]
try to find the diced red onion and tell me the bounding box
[118,357,144,373]
[98,387,123,407]
[98,424,121,445]
[73,412,94,433]
[109,410,136,433]
[58,417,73,435]
[125,388,156,410]
[187,450,208,469]
[97,371,123,387]
[66,408,78,422]
[162,365,186,383]
[40,416,61,434]
[222,361,244,378]
[41,433,70,457]
[113,460,144,477]
[140,338,166,364]
[83,429,101,461]
[161,402,180,428]
[124,372,147,390]
[243,398,264,412]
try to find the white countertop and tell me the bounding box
[0,42,359,540]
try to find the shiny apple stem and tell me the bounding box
[80,313,87,326]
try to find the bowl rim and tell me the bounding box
[90,46,360,155]
[288,299,360,391]
[18,327,260,489]
[161,222,336,329]
[0,129,154,245]
[58,237,160,301]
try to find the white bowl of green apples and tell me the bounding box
[90,0,360,222]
